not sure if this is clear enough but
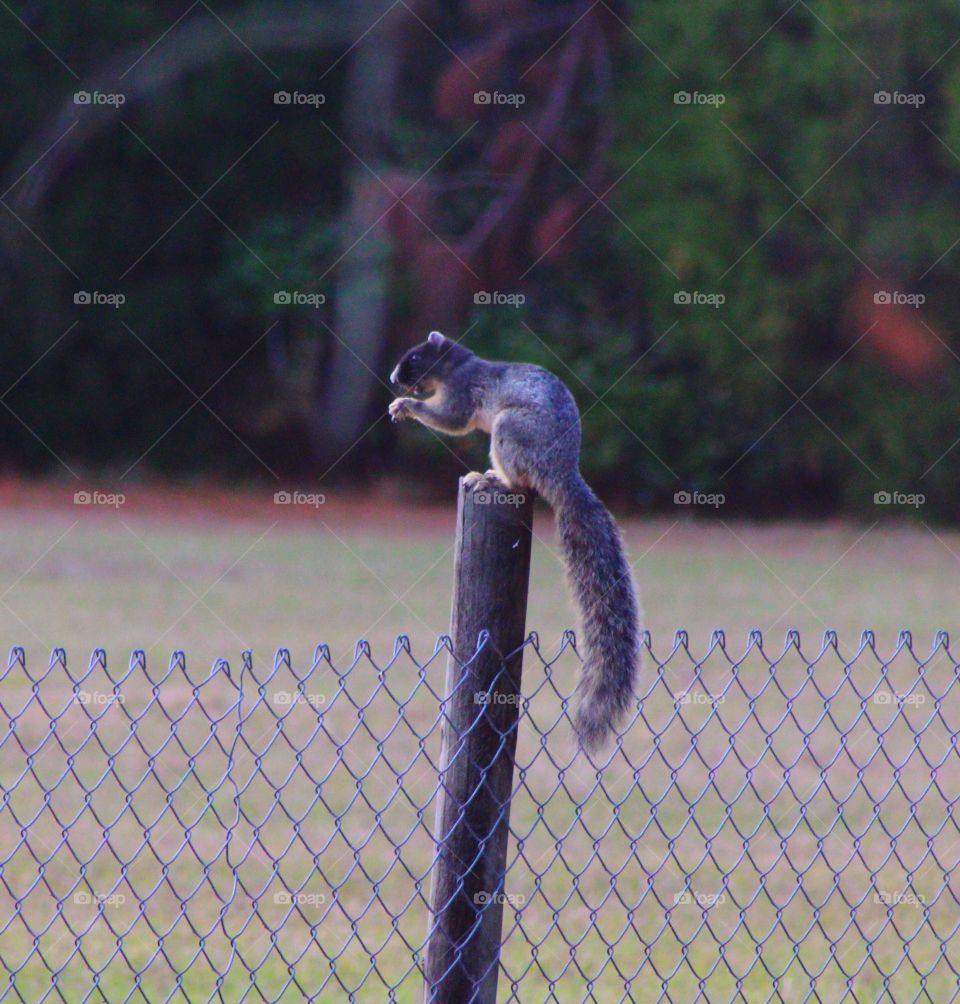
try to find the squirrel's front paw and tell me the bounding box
[389,398,415,423]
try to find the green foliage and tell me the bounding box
[558,0,960,516]
[4,3,960,516]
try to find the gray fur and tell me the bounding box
[390,333,640,752]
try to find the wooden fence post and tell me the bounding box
[423,476,535,1003]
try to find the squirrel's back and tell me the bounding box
[479,362,582,483]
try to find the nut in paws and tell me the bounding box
[389,399,414,423]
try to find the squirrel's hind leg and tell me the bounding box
[463,468,507,491]
[489,439,525,492]
[486,454,512,485]
[491,407,571,496]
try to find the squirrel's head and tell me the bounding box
[390,331,470,393]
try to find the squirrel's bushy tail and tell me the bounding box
[547,474,639,752]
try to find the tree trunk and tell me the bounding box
[314,1,403,468]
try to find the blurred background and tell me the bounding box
[5,0,960,513]
[1,0,959,660]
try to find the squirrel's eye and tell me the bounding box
[409,353,419,364]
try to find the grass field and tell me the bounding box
[1,480,959,1002]
[2,479,958,664]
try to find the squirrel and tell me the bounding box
[388,330,640,752]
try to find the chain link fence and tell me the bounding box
[1,631,958,1002]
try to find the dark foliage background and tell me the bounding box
[2,1,959,516]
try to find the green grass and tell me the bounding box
[1,499,959,1001]
[2,506,958,666]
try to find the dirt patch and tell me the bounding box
[0,476,457,537]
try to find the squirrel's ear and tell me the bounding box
[427,331,445,348]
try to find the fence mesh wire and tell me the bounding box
[1,631,959,1002]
